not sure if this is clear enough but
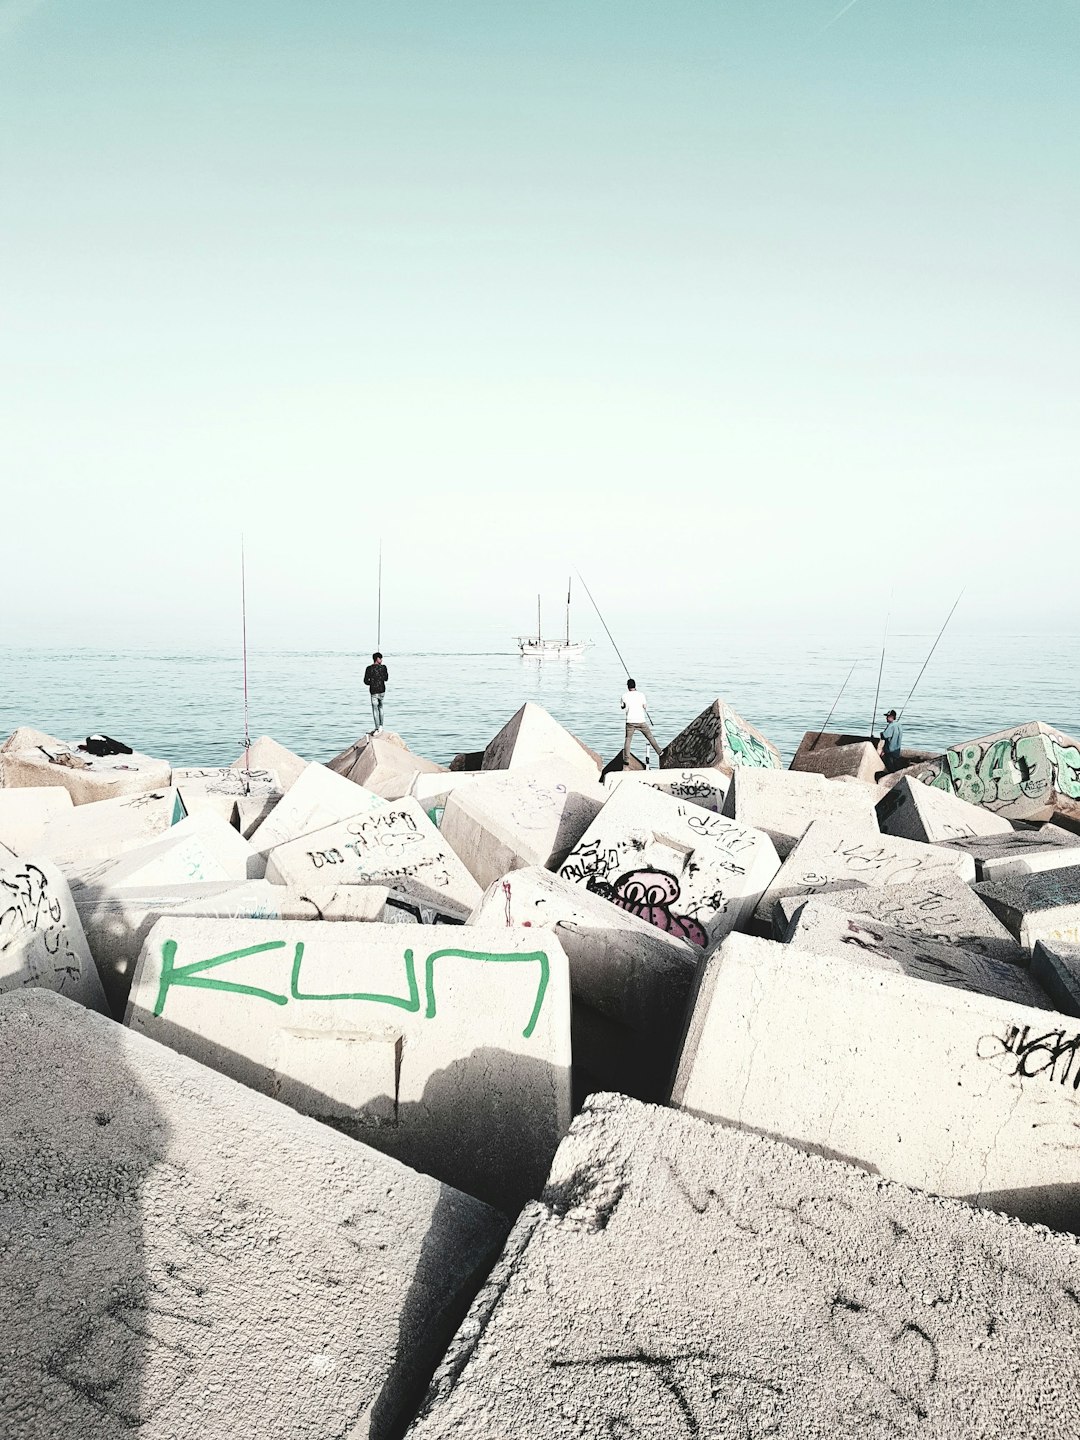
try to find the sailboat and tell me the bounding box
[516,578,591,659]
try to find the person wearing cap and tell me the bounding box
[363,651,388,732]
[878,709,904,772]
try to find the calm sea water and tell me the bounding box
[1,629,1076,770]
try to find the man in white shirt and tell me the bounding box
[621,678,663,765]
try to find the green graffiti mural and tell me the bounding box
[928,732,1080,810]
[723,717,780,770]
[154,938,550,1038]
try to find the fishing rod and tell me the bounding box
[809,659,859,751]
[575,569,632,678]
[376,538,383,651]
[869,600,891,741]
[240,535,251,793]
[898,587,965,720]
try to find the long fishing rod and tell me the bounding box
[869,602,891,741]
[575,569,632,678]
[240,535,251,793]
[809,659,858,750]
[376,539,383,651]
[898,587,965,720]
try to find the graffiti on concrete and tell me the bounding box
[723,717,780,770]
[152,938,550,1037]
[928,733,1080,811]
[0,861,84,995]
[586,869,708,947]
[979,1022,1080,1090]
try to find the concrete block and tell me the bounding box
[0,988,505,1440]
[0,737,172,805]
[754,819,976,925]
[449,749,485,772]
[876,775,1014,844]
[469,864,697,1046]
[247,761,372,858]
[236,793,281,837]
[556,780,781,951]
[975,867,1080,950]
[784,898,1051,1008]
[0,785,72,853]
[409,771,484,827]
[441,770,606,890]
[172,766,281,825]
[265,796,482,922]
[0,855,106,1012]
[938,828,1080,881]
[36,786,184,865]
[128,918,572,1213]
[602,766,731,813]
[482,703,602,780]
[773,877,1022,966]
[74,879,388,1017]
[672,932,1080,1228]
[660,698,782,773]
[790,731,883,782]
[722,766,877,859]
[407,1092,1080,1440]
[228,734,309,789]
[1031,941,1080,1017]
[63,810,261,892]
[328,730,410,783]
[348,737,447,802]
[908,720,1080,823]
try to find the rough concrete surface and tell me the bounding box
[0,737,172,805]
[0,785,73,853]
[602,766,732,813]
[906,721,1080,823]
[660,698,782,773]
[36,786,183,865]
[1031,941,1080,1017]
[407,1092,1080,1440]
[975,866,1080,950]
[127,918,572,1213]
[228,735,309,790]
[671,933,1080,1229]
[875,775,1014,844]
[723,766,878,858]
[0,989,506,1440]
[63,810,261,890]
[482,703,602,781]
[172,766,281,825]
[0,853,106,1011]
[789,731,883,782]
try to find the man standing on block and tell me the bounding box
[363,651,388,732]
[878,708,904,773]
[621,678,662,766]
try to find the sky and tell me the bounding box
[1,1,1077,650]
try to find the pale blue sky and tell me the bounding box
[2,1,1077,650]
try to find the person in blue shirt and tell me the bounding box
[878,709,904,773]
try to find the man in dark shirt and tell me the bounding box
[363,652,388,732]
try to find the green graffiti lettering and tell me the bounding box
[945,744,984,804]
[723,718,780,770]
[423,947,550,1038]
[154,938,292,1017]
[290,944,421,1012]
[1051,740,1080,800]
[1014,735,1052,802]
[975,738,1017,805]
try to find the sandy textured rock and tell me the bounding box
[789,730,883,782]
[754,819,976,924]
[660,698,782,773]
[407,1092,1080,1440]
[974,866,1080,950]
[0,989,505,1440]
[672,932,1080,1229]
[602,766,731,813]
[723,765,878,858]
[1031,940,1080,1017]
[0,738,172,805]
[441,769,606,889]
[876,774,1014,843]
[557,780,780,953]
[482,703,602,781]
[128,918,571,1213]
[0,854,106,1012]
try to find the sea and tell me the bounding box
[2,626,1076,771]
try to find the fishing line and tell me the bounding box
[575,569,632,678]
[898,588,965,719]
[240,535,251,793]
[869,598,891,741]
[809,659,858,751]
[377,538,383,652]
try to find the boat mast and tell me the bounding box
[537,593,541,644]
[566,576,571,646]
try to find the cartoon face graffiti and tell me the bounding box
[587,868,708,947]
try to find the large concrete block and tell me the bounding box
[63,810,261,892]
[602,766,731,813]
[410,770,484,827]
[0,854,106,1012]
[172,766,281,825]
[407,1092,1080,1440]
[482,703,602,780]
[74,879,388,1017]
[229,734,309,789]
[247,761,373,858]
[36,786,184,865]
[127,918,572,1213]
[266,796,482,921]
[938,827,1080,881]
[441,770,606,890]
[754,819,976,924]
[0,988,505,1440]
[328,730,408,783]
[672,932,1080,1228]
[722,766,878,859]
[908,720,1080,823]
[785,898,1050,1008]
[876,774,1014,844]
[236,792,281,837]
[0,784,72,852]
[348,737,447,802]
[660,698,782,773]
[789,730,883,782]
[0,736,172,804]
[974,867,1080,950]
[1031,941,1080,1017]
[469,865,697,1048]
[773,877,1022,966]
[556,780,780,951]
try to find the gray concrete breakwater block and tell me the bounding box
[974,865,1080,950]
[0,853,107,1012]
[406,1092,1080,1439]
[0,989,507,1440]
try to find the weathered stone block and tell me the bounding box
[907,720,1080,823]
[407,1092,1080,1440]
[348,738,447,802]
[127,918,572,1213]
[0,855,106,1012]
[939,828,1080,881]
[0,734,172,805]
[247,761,373,858]
[172,766,281,825]
[441,770,605,889]
[754,820,976,925]
[37,786,184,865]
[228,734,309,789]
[602,766,731,813]
[409,771,484,827]
[672,932,1080,1228]
[974,867,1080,950]
[557,780,780,952]
[722,766,877,858]
[1031,941,1080,1017]
[482,703,602,780]
[62,810,261,891]
[660,698,782,773]
[0,785,72,853]
[876,775,1014,844]
[789,731,882,782]
[0,989,505,1440]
